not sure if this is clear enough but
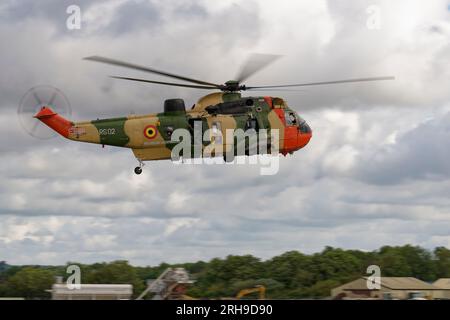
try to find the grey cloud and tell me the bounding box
[100,0,161,36]
[0,0,97,33]
[355,112,450,184]
[1,0,450,265]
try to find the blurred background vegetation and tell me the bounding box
[1,245,449,299]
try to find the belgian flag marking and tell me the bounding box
[144,125,158,139]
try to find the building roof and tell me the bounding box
[433,278,450,289]
[52,284,133,295]
[378,277,438,290]
[338,277,439,291]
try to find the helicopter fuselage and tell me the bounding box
[34,92,312,163]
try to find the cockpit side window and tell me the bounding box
[284,111,297,126]
[273,98,287,109]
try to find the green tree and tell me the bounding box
[377,245,436,280]
[378,250,412,276]
[7,267,54,299]
[0,245,447,300]
[303,279,341,298]
[83,260,145,297]
[310,247,362,283]
[204,255,263,283]
[264,251,313,289]
[193,255,263,297]
[0,261,9,273]
[434,247,450,278]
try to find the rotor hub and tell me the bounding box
[222,80,242,92]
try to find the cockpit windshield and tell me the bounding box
[297,115,311,134]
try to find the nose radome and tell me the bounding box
[298,122,312,148]
[300,132,312,147]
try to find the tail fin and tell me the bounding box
[34,106,73,138]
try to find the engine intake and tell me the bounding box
[164,99,186,113]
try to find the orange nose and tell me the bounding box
[297,120,312,149]
[298,131,312,148]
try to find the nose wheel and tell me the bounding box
[134,159,145,175]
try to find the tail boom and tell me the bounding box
[34,106,73,138]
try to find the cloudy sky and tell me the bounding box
[0,0,449,266]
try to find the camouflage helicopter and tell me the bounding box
[31,54,393,174]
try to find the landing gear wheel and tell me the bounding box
[134,159,145,175]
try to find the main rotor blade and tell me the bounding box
[110,76,219,89]
[246,88,307,92]
[236,53,282,83]
[85,56,221,87]
[246,76,395,90]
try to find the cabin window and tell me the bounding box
[165,126,174,137]
[211,121,222,144]
[245,118,258,131]
[383,293,393,300]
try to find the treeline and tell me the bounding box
[1,245,449,299]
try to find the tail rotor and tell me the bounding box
[18,85,71,139]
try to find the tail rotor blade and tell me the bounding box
[48,90,58,106]
[30,120,41,134]
[33,92,42,105]
[18,86,72,140]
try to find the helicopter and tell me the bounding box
[30,54,394,174]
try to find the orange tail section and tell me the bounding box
[34,106,73,138]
